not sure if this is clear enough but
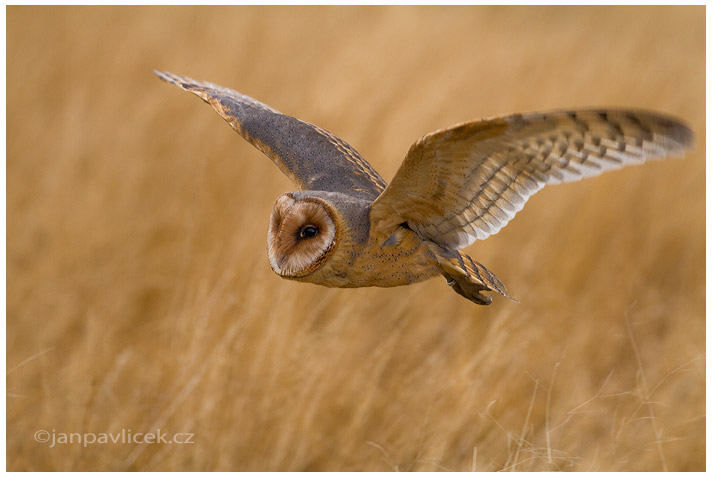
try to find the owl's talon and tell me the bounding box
[442,271,497,305]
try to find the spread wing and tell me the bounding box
[370,109,694,250]
[154,71,387,200]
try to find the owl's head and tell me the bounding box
[267,193,338,278]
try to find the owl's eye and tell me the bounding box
[300,225,319,238]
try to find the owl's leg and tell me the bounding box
[442,271,494,305]
[434,249,516,305]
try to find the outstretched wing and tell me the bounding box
[155,71,387,200]
[370,109,694,250]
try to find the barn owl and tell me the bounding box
[155,71,693,305]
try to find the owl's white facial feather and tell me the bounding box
[267,194,337,278]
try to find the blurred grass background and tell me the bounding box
[7,6,705,471]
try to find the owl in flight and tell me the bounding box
[155,71,693,305]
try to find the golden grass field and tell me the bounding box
[7,6,705,471]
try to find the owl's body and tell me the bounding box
[270,191,441,289]
[155,71,694,305]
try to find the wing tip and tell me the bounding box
[624,109,696,153]
[667,120,696,152]
[153,70,200,91]
[153,69,177,84]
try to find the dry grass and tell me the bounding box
[6,6,705,471]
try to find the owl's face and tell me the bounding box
[267,193,338,278]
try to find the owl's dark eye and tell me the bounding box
[300,225,319,238]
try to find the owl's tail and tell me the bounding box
[436,250,516,306]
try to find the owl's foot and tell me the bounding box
[436,250,517,306]
[443,272,494,305]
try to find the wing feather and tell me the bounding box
[155,71,387,200]
[371,109,694,250]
